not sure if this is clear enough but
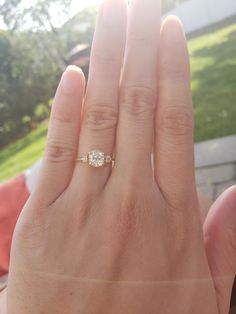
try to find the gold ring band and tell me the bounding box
[76,150,114,168]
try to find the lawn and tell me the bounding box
[189,22,236,141]
[0,122,48,182]
[0,21,236,182]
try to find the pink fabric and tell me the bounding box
[0,175,29,276]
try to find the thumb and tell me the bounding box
[204,186,236,314]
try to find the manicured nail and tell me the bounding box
[61,65,82,95]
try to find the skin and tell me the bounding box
[0,192,213,314]
[0,289,6,314]
[1,0,235,313]
[205,186,236,314]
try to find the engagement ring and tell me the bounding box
[77,150,114,168]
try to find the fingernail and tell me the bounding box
[162,15,185,44]
[61,65,82,95]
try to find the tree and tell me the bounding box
[0,0,73,68]
[0,1,97,147]
[0,0,97,68]
[0,30,61,147]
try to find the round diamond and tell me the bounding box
[88,150,105,167]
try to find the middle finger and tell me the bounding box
[115,0,161,175]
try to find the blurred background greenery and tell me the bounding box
[0,0,236,181]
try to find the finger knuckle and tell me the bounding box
[46,138,75,162]
[120,85,156,117]
[128,32,156,47]
[83,104,118,132]
[53,106,77,124]
[92,49,121,65]
[160,60,188,83]
[160,106,193,137]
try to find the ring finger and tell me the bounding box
[71,0,127,194]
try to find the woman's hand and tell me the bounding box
[7,0,219,313]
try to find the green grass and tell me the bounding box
[1,22,236,181]
[0,122,48,182]
[189,22,236,141]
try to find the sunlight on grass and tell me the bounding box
[0,122,48,182]
[189,22,236,141]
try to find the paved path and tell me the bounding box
[195,135,236,200]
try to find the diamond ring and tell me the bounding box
[76,150,114,168]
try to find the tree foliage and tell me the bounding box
[0,1,97,147]
[0,30,61,146]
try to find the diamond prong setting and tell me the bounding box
[88,150,105,168]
